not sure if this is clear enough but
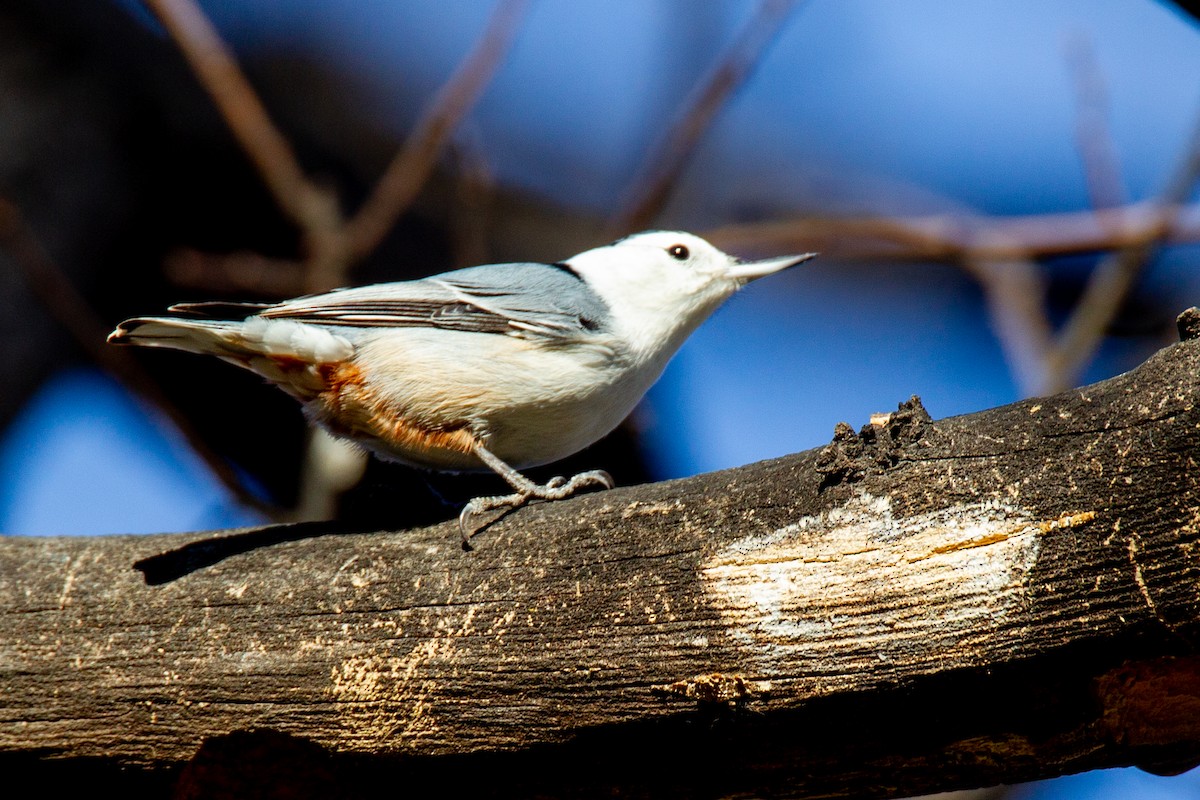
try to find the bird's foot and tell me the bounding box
[459,470,614,549]
[538,469,614,498]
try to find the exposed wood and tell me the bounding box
[6,314,1200,798]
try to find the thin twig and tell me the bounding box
[165,201,1200,299]
[609,0,799,235]
[448,135,496,269]
[704,202,1200,263]
[164,249,308,298]
[343,0,531,262]
[0,198,279,518]
[881,34,1132,399]
[960,253,1055,396]
[1042,102,1200,394]
[140,0,342,244]
[1066,34,1128,212]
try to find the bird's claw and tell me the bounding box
[459,469,616,549]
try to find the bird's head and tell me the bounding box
[565,230,816,358]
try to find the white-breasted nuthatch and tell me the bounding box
[108,231,815,543]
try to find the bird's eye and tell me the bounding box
[667,244,689,260]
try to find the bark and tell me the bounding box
[6,313,1200,799]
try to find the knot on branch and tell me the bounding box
[815,395,931,490]
[1177,307,1200,342]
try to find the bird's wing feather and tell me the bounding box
[169,301,273,318]
[259,263,610,343]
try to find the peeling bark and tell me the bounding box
[5,316,1200,798]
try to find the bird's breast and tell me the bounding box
[304,328,645,471]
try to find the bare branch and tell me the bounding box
[1066,33,1128,212]
[164,249,308,298]
[343,0,530,262]
[704,202,1200,263]
[1042,103,1200,394]
[961,253,1055,396]
[140,0,342,244]
[164,201,1200,301]
[0,198,279,518]
[608,0,800,235]
[448,135,496,269]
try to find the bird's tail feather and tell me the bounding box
[107,317,252,358]
[107,315,355,366]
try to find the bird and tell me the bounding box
[108,230,815,545]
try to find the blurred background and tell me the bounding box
[2,1,1200,796]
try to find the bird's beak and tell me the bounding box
[725,252,818,282]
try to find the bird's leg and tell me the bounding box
[459,442,614,548]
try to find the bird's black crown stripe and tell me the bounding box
[547,261,585,281]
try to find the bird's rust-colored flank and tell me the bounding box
[317,360,366,400]
[314,361,478,461]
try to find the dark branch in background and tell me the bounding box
[343,0,530,263]
[140,0,344,291]
[608,0,800,235]
[142,0,524,293]
[1043,99,1200,393]
[449,135,497,269]
[0,199,278,517]
[165,201,1200,298]
[163,248,316,298]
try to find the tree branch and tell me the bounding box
[959,251,1054,396]
[343,0,530,263]
[140,0,342,245]
[1066,33,1128,213]
[609,0,800,234]
[703,201,1200,263]
[0,197,277,518]
[1043,101,1200,393]
[7,313,1200,797]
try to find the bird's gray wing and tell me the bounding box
[258,262,611,344]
